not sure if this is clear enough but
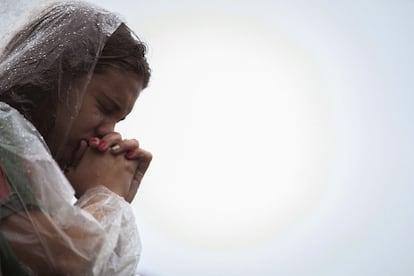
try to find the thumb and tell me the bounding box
[71,140,88,167]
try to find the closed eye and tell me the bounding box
[98,102,113,114]
[98,101,127,123]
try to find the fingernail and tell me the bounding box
[127,151,134,158]
[98,140,106,149]
[90,137,99,145]
[111,144,121,151]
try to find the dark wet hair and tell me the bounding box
[96,23,151,89]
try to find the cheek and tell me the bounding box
[71,110,102,137]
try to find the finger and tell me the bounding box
[90,132,123,151]
[89,137,100,148]
[110,143,121,152]
[126,150,152,190]
[126,168,145,203]
[100,132,123,150]
[124,145,148,160]
[136,149,152,176]
[111,139,139,154]
[70,140,88,167]
[126,150,152,202]
[126,178,140,203]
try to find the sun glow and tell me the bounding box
[122,14,334,248]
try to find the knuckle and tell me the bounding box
[112,132,122,141]
[104,132,121,141]
[145,151,153,161]
[123,138,139,148]
[129,138,139,147]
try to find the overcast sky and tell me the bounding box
[2,1,414,275]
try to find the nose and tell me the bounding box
[95,120,116,138]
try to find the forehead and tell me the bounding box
[88,69,143,109]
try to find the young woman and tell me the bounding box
[0,1,152,275]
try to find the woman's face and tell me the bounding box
[51,69,143,168]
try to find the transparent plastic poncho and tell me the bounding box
[0,1,141,275]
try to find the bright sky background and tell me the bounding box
[2,0,414,275]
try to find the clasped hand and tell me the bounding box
[65,132,152,202]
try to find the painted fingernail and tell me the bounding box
[111,144,121,151]
[127,151,134,158]
[90,137,99,145]
[98,140,106,149]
